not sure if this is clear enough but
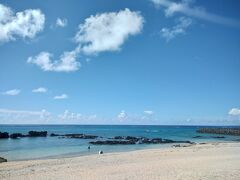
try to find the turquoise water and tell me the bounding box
[0,125,239,161]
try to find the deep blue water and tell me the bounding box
[0,125,239,161]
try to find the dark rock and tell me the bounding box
[64,134,98,139]
[0,132,9,139]
[0,157,7,163]
[211,136,225,139]
[113,136,125,140]
[90,137,194,145]
[196,128,240,136]
[193,136,203,138]
[125,136,139,141]
[162,139,175,143]
[10,133,26,139]
[28,131,47,137]
[172,144,181,147]
[50,133,61,137]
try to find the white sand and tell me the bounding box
[1,142,240,180]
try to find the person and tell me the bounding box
[88,146,90,150]
[99,150,103,154]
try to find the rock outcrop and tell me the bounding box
[10,133,26,139]
[196,128,240,136]
[90,136,194,145]
[0,157,7,163]
[0,132,9,139]
[28,131,48,137]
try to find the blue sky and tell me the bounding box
[0,0,240,125]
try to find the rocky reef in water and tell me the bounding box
[0,157,7,163]
[89,136,194,145]
[196,128,240,136]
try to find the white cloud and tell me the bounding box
[75,8,144,55]
[144,110,154,115]
[150,0,240,28]
[2,89,20,96]
[32,87,47,93]
[0,108,50,124]
[0,3,45,43]
[53,94,68,100]
[0,108,100,124]
[161,16,192,41]
[58,110,82,120]
[27,47,81,72]
[229,108,240,116]
[28,9,143,72]
[58,110,97,123]
[56,18,67,27]
[117,110,128,122]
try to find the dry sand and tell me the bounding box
[0,142,240,180]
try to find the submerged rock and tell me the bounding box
[10,133,26,139]
[113,136,125,140]
[0,157,7,163]
[0,132,9,139]
[211,136,225,139]
[193,136,203,138]
[50,133,61,137]
[63,134,98,139]
[28,131,47,137]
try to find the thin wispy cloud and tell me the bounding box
[32,87,47,93]
[53,94,68,100]
[0,3,45,43]
[150,0,240,28]
[56,18,67,27]
[161,16,192,41]
[144,110,154,115]
[2,89,20,96]
[27,8,144,72]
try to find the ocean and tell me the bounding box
[0,125,239,161]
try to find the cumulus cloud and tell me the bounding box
[27,47,81,72]
[117,110,128,122]
[144,110,154,115]
[2,89,20,96]
[53,94,68,100]
[58,110,82,120]
[32,87,47,93]
[150,0,240,28]
[56,18,67,27]
[229,108,240,116]
[0,3,45,43]
[161,16,192,41]
[28,9,144,72]
[74,8,144,55]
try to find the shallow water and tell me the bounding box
[0,125,239,161]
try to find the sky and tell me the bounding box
[0,0,240,125]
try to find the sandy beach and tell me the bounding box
[0,142,240,180]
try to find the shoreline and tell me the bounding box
[1,142,240,180]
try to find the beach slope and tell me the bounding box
[1,142,240,180]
